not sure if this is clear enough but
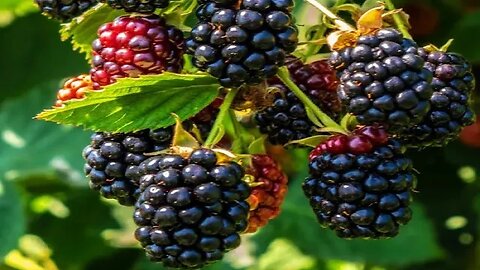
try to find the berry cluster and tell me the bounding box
[90,15,185,87]
[255,57,342,145]
[99,0,170,13]
[83,128,173,205]
[304,126,415,238]
[245,155,288,233]
[187,0,299,87]
[398,50,475,147]
[134,149,250,268]
[35,0,97,22]
[329,28,433,132]
[55,74,98,107]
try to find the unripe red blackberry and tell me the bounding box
[255,57,342,145]
[35,0,97,22]
[329,28,434,133]
[304,126,416,239]
[133,149,251,268]
[397,50,476,147]
[83,128,173,206]
[187,0,298,87]
[245,155,288,233]
[99,0,169,13]
[90,15,185,87]
[55,74,99,107]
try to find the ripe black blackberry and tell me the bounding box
[99,0,169,13]
[83,128,173,206]
[35,0,97,22]
[397,50,476,147]
[329,28,434,133]
[304,126,416,239]
[133,149,250,268]
[187,0,299,87]
[255,57,342,145]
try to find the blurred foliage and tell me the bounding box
[0,1,479,270]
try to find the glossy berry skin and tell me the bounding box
[304,126,416,239]
[187,0,298,87]
[35,0,97,22]
[83,128,173,206]
[90,15,185,87]
[245,155,287,233]
[397,50,476,147]
[255,57,342,145]
[55,74,99,107]
[329,28,433,133]
[100,0,169,13]
[133,149,250,268]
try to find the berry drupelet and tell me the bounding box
[187,0,299,87]
[90,15,185,87]
[304,126,416,239]
[329,28,434,133]
[255,57,342,145]
[398,50,476,147]
[83,128,173,206]
[35,0,98,22]
[133,149,251,268]
[55,74,99,107]
[245,155,288,233]
[99,0,170,13]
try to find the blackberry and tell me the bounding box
[329,28,434,133]
[83,128,173,206]
[304,126,416,239]
[90,15,185,87]
[255,57,342,145]
[99,0,169,13]
[187,0,298,87]
[35,0,97,22]
[133,149,250,268]
[245,155,287,233]
[55,74,99,107]
[397,50,476,147]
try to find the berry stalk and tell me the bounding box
[277,67,348,135]
[383,0,413,39]
[204,88,239,148]
[302,0,355,31]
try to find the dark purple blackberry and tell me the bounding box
[397,50,476,147]
[133,149,250,268]
[187,0,298,87]
[83,128,173,206]
[35,0,97,22]
[255,57,342,145]
[303,126,416,239]
[329,28,434,133]
[100,0,169,13]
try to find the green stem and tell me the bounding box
[277,67,348,134]
[228,109,247,153]
[383,0,413,39]
[303,0,355,31]
[204,88,238,148]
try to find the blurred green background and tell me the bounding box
[0,0,479,270]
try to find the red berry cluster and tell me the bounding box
[90,15,185,87]
[309,126,389,161]
[245,155,288,233]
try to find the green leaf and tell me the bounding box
[37,73,220,133]
[60,4,126,60]
[248,136,267,155]
[253,178,444,266]
[285,135,329,148]
[0,80,89,177]
[250,239,317,270]
[0,178,26,259]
